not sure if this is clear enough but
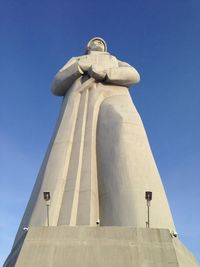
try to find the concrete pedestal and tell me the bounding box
[4,227,199,267]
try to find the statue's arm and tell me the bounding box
[52,57,84,96]
[105,60,140,88]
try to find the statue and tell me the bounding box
[13,37,176,248]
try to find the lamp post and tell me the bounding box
[145,191,152,228]
[43,192,50,227]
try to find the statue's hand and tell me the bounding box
[88,66,106,81]
[78,60,91,73]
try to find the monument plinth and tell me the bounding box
[5,227,199,267]
[4,37,199,266]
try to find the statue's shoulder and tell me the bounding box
[66,52,118,63]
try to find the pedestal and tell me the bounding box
[4,226,199,267]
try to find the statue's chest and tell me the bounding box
[78,54,118,69]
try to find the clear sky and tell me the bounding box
[1,0,200,265]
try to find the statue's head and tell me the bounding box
[86,37,107,54]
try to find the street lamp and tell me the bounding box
[43,192,50,227]
[145,191,152,228]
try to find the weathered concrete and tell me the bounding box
[6,227,199,267]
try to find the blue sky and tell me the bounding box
[1,0,200,264]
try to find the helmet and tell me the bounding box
[86,37,107,53]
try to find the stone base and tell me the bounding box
[4,227,199,267]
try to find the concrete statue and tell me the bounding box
[13,36,175,243]
[15,38,175,244]
[5,37,199,267]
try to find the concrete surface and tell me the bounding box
[5,227,199,267]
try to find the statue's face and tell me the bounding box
[88,39,105,52]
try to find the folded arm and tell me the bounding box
[52,58,83,96]
[105,60,140,88]
[52,57,140,96]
